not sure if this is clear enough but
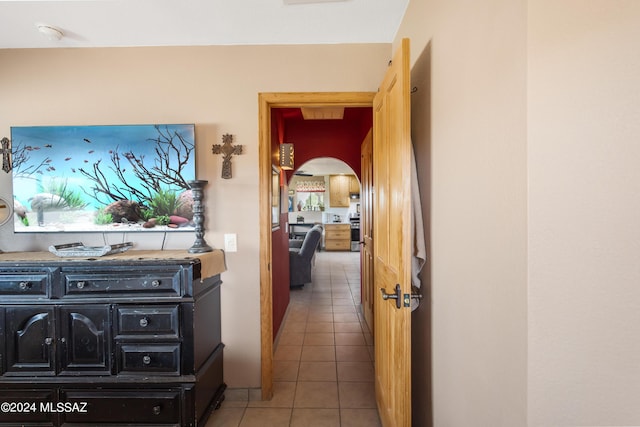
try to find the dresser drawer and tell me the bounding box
[118,343,181,375]
[325,239,352,251]
[325,223,350,231]
[62,267,181,297]
[0,389,55,423]
[61,389,181,424]
[325,229,351,240]
[0,271,50,297]
[115,305,180,338]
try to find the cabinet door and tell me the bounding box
[329,175,349,207]
[59,305,111,375]
[5,307,56,375]
[349,175,360,193]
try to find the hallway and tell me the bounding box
[207,251,381,426]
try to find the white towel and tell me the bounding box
[410,145,427,311]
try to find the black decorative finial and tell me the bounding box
[187,180,213,253]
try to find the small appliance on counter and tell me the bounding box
[332,214,342,223]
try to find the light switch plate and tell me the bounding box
[224,233,237,252]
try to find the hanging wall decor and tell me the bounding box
[0,137,11,173]
[212,133,243,179]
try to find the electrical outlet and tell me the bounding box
[224,233,237,252]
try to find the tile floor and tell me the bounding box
[206,250,381,427]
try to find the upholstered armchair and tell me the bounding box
[289,224,323,288]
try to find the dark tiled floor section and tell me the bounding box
[206,251,380,427]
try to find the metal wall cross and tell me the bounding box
[212,134,243,179]
[0,137,11,173]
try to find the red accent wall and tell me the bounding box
[282,108,372,183]
[271,111,290,338]
[272,210,290,337]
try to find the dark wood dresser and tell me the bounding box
[0,249,226,426]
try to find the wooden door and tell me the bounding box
[360,129,374,333]
[373,38,412,427]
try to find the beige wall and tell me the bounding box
[0,44,389,387]
[396,0,529,425]
[398,0,640,425]
[528,1,640,425]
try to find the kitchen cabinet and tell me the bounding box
[329,175,360,207]
[324,223,351,251]
[329,175,350,207]
[349,175,360,193]
[0,250,226,426]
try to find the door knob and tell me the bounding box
[380,284,402,309]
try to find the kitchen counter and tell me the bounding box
[289,222,317,240]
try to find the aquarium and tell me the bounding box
[11,124,197,233]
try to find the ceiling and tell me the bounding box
[0,0,409,50]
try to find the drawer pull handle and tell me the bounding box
[139,317,149,327]
[152,405,162,415]
[44,337,53,345]
[76,281,86,289]
[19,281,32,290]
[142,355,151,365]
[151,280,160,287]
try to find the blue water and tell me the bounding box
[11,124,196,211]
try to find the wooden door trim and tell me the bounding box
[258,92,375,400]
